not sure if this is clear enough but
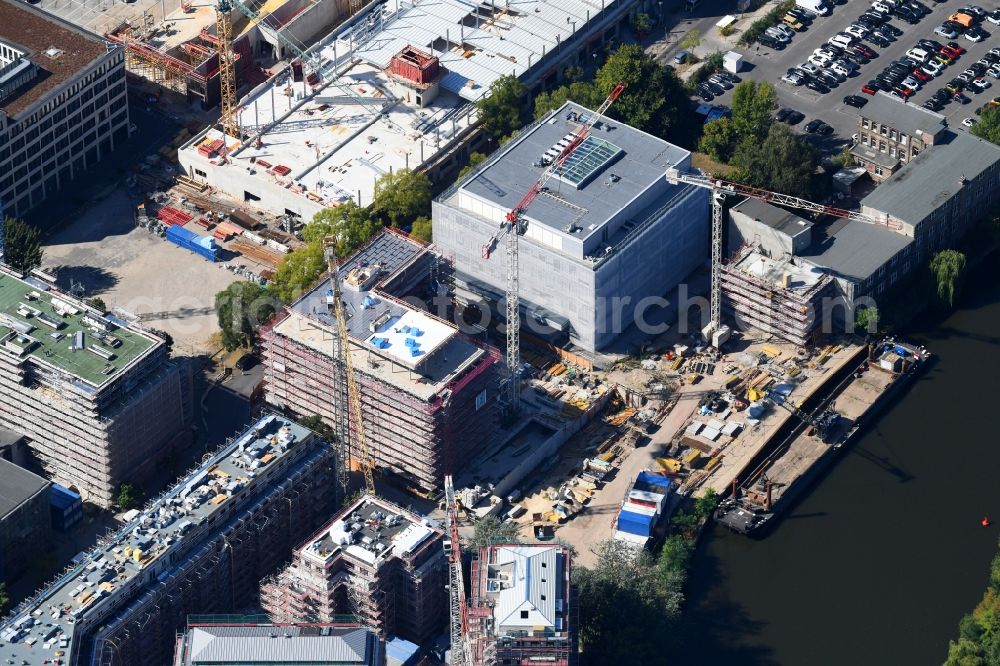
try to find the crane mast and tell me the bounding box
[664,167,898,337]
[445,475,473,666]
[483,82,626,418]
[323,238,376,495]
[216,0,240,139]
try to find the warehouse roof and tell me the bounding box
[861,129,1000,224]
[0,0,108,117]
[0,459,48,521]
[860,93,946,140]
[799,219,913,283]
[179,624,377,665]
[731,198,813,239]
[0,270,159,390]
[459,102,689,240]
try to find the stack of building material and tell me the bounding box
[613,471,674,548]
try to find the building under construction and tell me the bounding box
[0,414,337,666]
[0,268,192,507]
[260,494,446,645]
[260,229,501,491]
[467,544,578,666]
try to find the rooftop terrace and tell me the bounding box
[0,270,159,390]
[302,494,440,568]
[0,415,315,666]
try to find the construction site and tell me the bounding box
[261,229,502,492]
[0,414,338,666]
[0,267,193,508]
[261,494,447,645]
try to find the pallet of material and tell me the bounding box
[233,238,284,265]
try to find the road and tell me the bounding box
[707,0,1000,149]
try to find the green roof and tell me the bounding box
[0,272,157,389]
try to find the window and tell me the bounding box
[863,119,870,128]
[520,611,529,619]
[881,125,888,136]
[475,389,487,411]
[875,166,884,176]
[889,130,897,140]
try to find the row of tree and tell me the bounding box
[945,538,1000,665]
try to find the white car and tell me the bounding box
[905,47,930,63]
[990,48,1000,57]
[782,71,805,85]
[964,30,985,43]
[799,62,821,74]
[774,24,796,39]
[830,61,852,77]
[808,54,831,68]
[829,33,854,49]
[901,76,921,91]
[871,1,892,12]
[971,77,991,91]
[935,25,959,39]
[923,60,945,75]
[766,27,792,42]
[963,117,978,127]
[988,11,1000,25]
[846,24,870,39]
[987,65,1000,78]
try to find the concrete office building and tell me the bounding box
[433,101,710,352]
[261,494,446,645]
[0,268,192,508]
[178,0,645,218]
[173,617,385,666]
[0,459,51,582]
[467,544,577,666]
[261,230,500,492]
[0,0,129,219]
[0,415,338,666]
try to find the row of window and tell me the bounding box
[860,118,923,149]
[8,53,123,130]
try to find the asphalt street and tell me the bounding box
[706,0,1000,152]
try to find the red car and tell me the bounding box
[947,41,967,54]
[941,46,962,59]
[912,68,933,82]
[861,82,879,94]
[853,44,877,58]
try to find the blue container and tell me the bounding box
[50,483,82,532]
[166,225,218,262]
[617,509,654,537]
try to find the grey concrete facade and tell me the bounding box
[433,104,709,352]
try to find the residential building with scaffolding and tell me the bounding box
[260,494,446,645]
[260,229,501,492]
[178,0,643,218]
[173,616,385,666]
[0,268,192,508]
[0,414,338,666]
[0,0,129,219]
[467,544,578,666]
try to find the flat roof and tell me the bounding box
[799,218,913,282]
[861,129,1000,224]
[302,494,441,568]
[459,102,689,239]
[0,459,49,521]
[0,271,159,390]
[179,624,376,665]
[860,92,946,139]
[0,0,108,117]
[732,198,813,238]
[732,250,828,292]
[0,415,315,666]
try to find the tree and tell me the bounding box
[698,117,738,162]
[458,152,488,180]
[732,123,817,199]
[308,201,382,256]
[86,297,107,313]
[855,305,880,333]
[409,216,432,243]
[693,488,719,521]
[532,81,603,119]
[632,12,651,34]
[372,169,432,228]
[215,281,278,351]
[116,482,143,511]
[972,106,1000,145]
[730,80,777,145]
[4,216,43,274]
[468,515,522,548]
[594,44,687,138]
[297,414,335,442]
[269,243,326,303]
[930,249,967,308]
[0,582,8,617]
[476,75,527,140]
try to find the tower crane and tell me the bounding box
[444,475,473,666]
[323,237,376,495]
[216,0,240,139]
[482,82,626,418]
[664,168,901,343]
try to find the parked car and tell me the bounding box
[824,67,848,82]
[775,107,793,122]
[918,38,942,51]
[708,74,733,89]
[804,118,824,132]
[963,117,978,127]
[971,77,991,91]
[844,94,869,107]
[868,33,892,47]
[949,41,968,54]
[912,68,932,82]
[964,26,987,41]
[862,80,880,94]
[806,79,830,93]
[924,98,944,110]
[786,110,805,124]
[935,24,960,39]
[235,353,257,372]
[817,71,841,87]
[782,71,805,85]
[758,34,783,48]
[846,24,870,39]
[960,4,986,18]
[987,9,1000,25]
[783,15,806,30]
[816,122,833,135]
[923,60,945,76]
[853,43,878,58]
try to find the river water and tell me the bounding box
[676,262,1000,666]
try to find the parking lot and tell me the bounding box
[707,0,1000,151]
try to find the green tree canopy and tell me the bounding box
[476,75,528,140]
[409,216,432,243]
[732,123,817,199]
[698,117,738,163]
[116,482,143,511]
[730,80,778,145]
[215,281,278,351]
[533,81,605,120]
[595,44,687,138]
[930,249,967,308]
[458,152,488,180]
[855,305,880,334]
[372,169,432,227]
[945,544,1000,665]
[307,201,381,257]
[0,582,8,617]
[4,216,43,274]
[86,297,107,313]
[297,414,335,442]
[972,106,1000,145]
[268,243,326,303]
[468,515,522,548]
